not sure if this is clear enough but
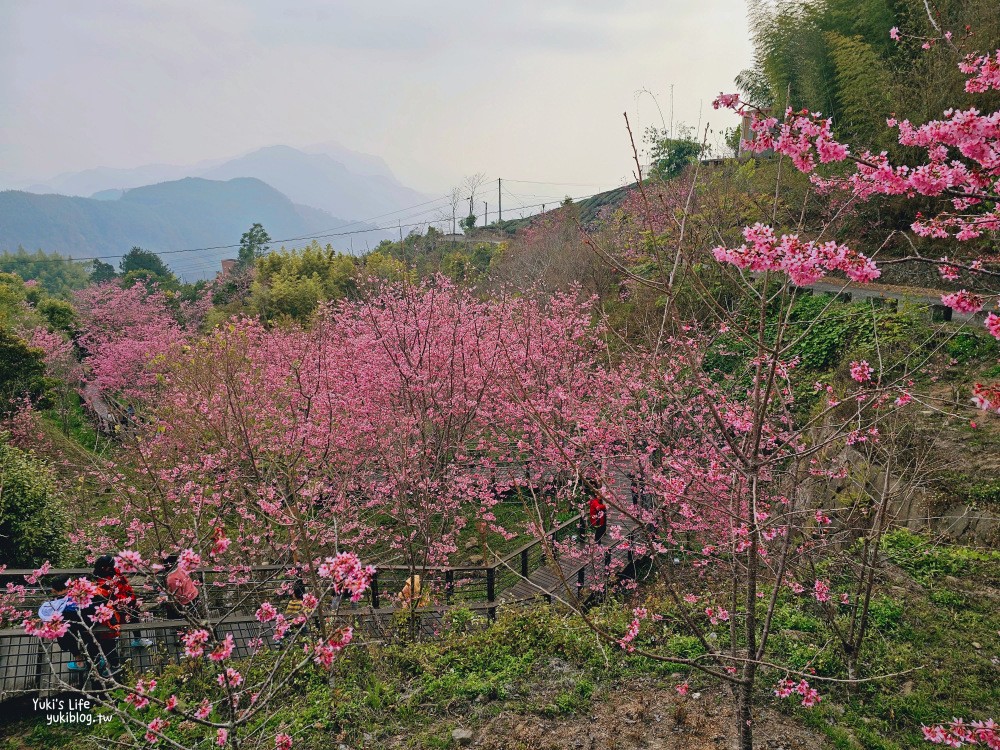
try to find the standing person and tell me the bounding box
[589,494,608,543]
[398,575,428,607]
[284,579,306,619]
[39,575,103,673]
[93,554,147,669]
[164,554,200,619]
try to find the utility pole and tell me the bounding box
[484,201,487,227]
[452,206,456,236]
[399,221,403,244]
[498,178,502,223]
[669,83,675,140]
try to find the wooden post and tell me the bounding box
[445,569,454,604]
[370,573,380,610]
[520,549,529,578]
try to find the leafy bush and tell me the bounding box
[0,329,50,417]
[944,331,999,362]
[0,437,66,566]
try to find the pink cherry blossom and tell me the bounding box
[23,614,69,640]
[194,699,212,720]
[145,718,168,744]
[941,290,985,314]
[182,629,211,658]
[217,667,244,688]
[985,313,1000,340]
[922,717,999,747]
[209,634,235,662]
[711,224,879,286]
[814,579,832,603]
[850,361,873,383]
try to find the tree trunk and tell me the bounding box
[736,678,755,750]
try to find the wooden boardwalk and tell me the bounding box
[501,508,643,605]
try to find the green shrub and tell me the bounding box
[944,331,999,362]
[0,437,66,567]
[0,329,50,417]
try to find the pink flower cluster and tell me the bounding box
[217,667,243,688]
[22,613,68,639]
[814,579,831,603]
[181,628,211,658]
[941,290,985,314]
[195,699,212,720]
[209,633,235,662]
[316,552,375,603]
[850,360,874,383]
[972,383,1000,413]
[66,577,98,610]
[255,602,278,623]
[618,606,647,652]
[960,51,1000,93]
[775,678,822,707]
[311,628,354,669]
[939,260,961,282]
[24,562,52,585]
[126,678,157,710]
[114,550,144,574]
[986,313,1000,340]
[712,224,879,286]
[705,606,730,625]
[711,96,852,173]
[177,549,201,573]
[144,717,169,744]
[210,535,231,557]
[922,718,1000,748]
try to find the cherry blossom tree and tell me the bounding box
[74,281,187,402]
[489,34,1000,750]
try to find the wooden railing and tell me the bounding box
[1,510,656,700]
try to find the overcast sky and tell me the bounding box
[0,0,752,198]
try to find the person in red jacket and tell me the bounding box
[93,554,149,669]
[589,495,608,543]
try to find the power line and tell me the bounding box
[504,178,605,187]
[6,184,616,266]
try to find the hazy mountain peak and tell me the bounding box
[8,144,431,223]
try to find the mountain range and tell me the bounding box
[13,143,432,220]
[0,143,435,279]
[0,177,382,281]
